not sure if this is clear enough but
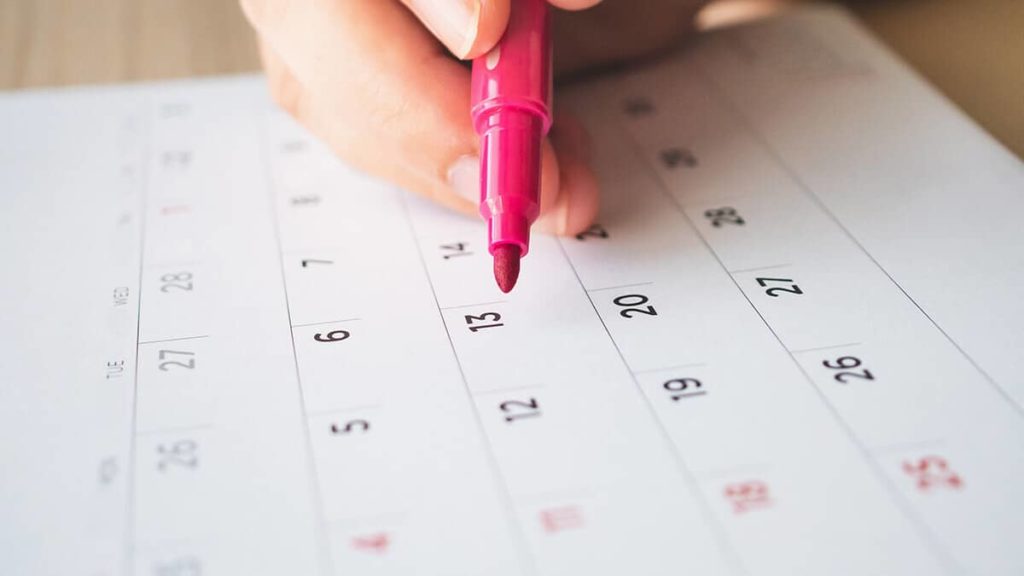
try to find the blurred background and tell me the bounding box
[0,0,1020,156]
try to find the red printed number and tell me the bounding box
[539,506,585,534]
[723,481,772,514]
[902,456,964,492]
[351,533,389,554]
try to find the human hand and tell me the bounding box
[241,0,708,235]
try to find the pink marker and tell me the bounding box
[471,0,552,293]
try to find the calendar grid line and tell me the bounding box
[788,342,862,354]
[585,281,655,292]
[262,125,336,576]
[398,193,540,576]
[137,334,208,345]
[693,63,1024,421]
[136,423,214,436]
[306,405,382,418]
[727,263,793,274]
[632,362,707,374]
[614,90,962,574]
[440,300,509,311]
[470,383,547,396]
[553,240,749,576]
[124,105,152,576]
[291,318,361,328]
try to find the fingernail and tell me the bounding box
[447,155,481,203]
[408,0,481,58]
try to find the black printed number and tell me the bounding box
[614,294,658,318]
[466,312,504,332]
[440,242,473,259]
[575,224,609,241]
[331,420,370,435]
[704,207,745,227]
[663,378,705,401]
[660,147,698,169]
[157,440,198,472]
[152,555,202,576]
[822,356,875,384]
[158,350,195,371]
[756,277,803,297]
[314,330,351,343]
[160,272,193,292]
[500,398,541,423]
[622,97,655,117]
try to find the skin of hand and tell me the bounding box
[240,0,708,236]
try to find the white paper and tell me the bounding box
[2,6,1023,575]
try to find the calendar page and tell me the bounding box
[2,5,1023,576]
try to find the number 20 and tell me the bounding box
[614,294,657,318]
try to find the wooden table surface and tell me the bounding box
[1,0,1021,157]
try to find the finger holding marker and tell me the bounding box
[241,0,601,236]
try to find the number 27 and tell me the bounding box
[756,277,802,297]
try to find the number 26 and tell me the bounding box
[822,355,874,384]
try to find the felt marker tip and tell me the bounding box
[493,244,522,293]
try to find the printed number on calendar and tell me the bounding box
[152,555,202,576]
[281,140,308,153]
[660,147,698,169]
[331,420,370,435]
[158,102,190,118]
[822,356,874,383]
[157,440,198,472]
[466,312,504,332]
[314,330,350,343]
[500,398,541,423]
[704,207,745,227]
[902,456,963,492]
[158,350,195,371]
[724,480,772,514]
[663,377,705,401]
[301,259,332,267]
[291,195,321,206]
[622,97,655,117]
[575,224,609,241]
[440,242,473,259]
[756,277,802,297]
[160,272,193,292]
[160,150,191,169]
[614,294,658,318]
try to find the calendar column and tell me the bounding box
[132,82,323,575]
[266,112,525,576]
[555,67,950,575]
[403,198,735,575]
[688,36,1024,574]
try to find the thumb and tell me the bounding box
[399,0,511,59]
